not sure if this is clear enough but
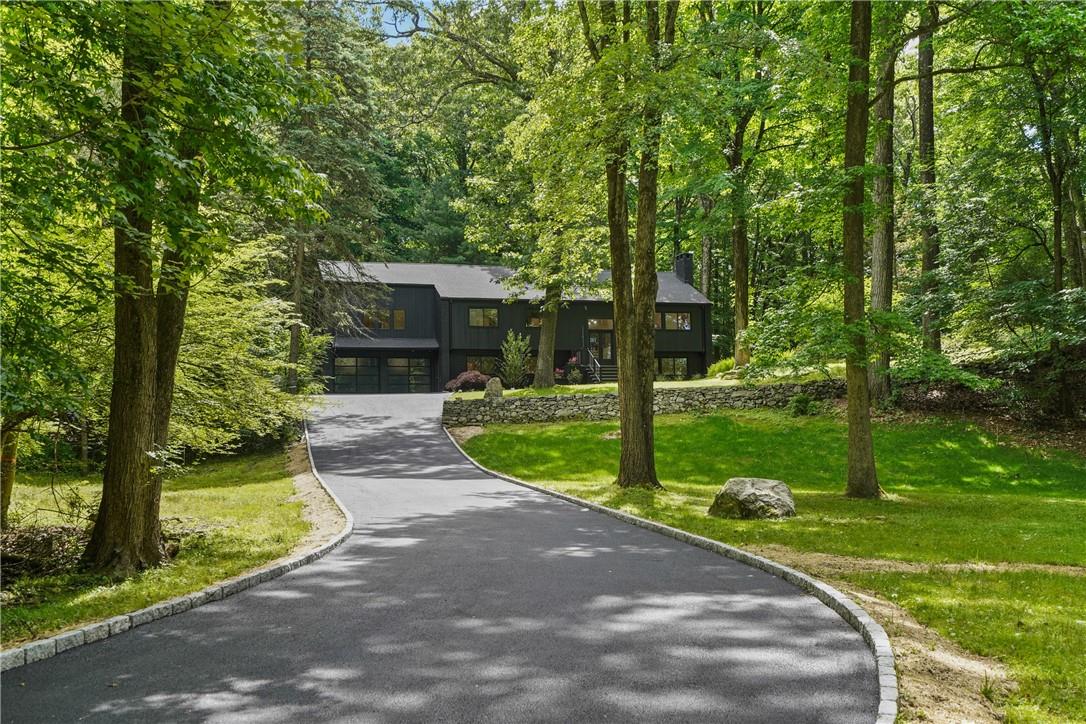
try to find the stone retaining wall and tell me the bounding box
[442,379,846,427]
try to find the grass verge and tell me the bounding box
[451,363,845,399]
[1,451,309,647]
[461,410,1086,722]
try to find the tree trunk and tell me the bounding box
[149,131,201,553]
[869,59,896,404]
[699,195,714,296]
[673,195,685,259]
[80,421,89,475]
[287,235,305,393]
[727,112,752,367]
[85,8,162,574]
[623,3,665,490]
[843,0,879,499]
[918,1,940,352]
[1028,62,1072,415]
[287,32,315,395]
[1065,187,1083,288]
[533,285,560,388]
[1069,184,1086,287]
[732,197,751,366]
[1,429,18,530]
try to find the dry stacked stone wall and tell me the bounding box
[442,380,846,427]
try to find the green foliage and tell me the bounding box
[892,348,1002,392]
[168,241,319,461]
[707,357,736,377]
[786,393,820,417]
[499,331,532,388]
[566,367,585,385]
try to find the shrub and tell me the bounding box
[566,367,584,385]
[707,357,736,377]
[445,370,490,392]
[787,393,820,417]
[499,330,532,388]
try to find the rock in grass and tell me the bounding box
[708,478,795,519]
[484,377,503,399]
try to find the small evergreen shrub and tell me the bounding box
[566,367,584,384]
[499,331,532,388]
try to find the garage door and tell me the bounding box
[334,356,379,393]
[385,357,431,393]
[333,356,431,393]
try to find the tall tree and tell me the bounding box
[578,0,677,488]
[276,0,384,393]
[868,7,906,404]
[917,1,941,352]
[87,3,163,571]
[843,0,880,498]
[81,2,319,573]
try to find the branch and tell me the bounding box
[869,61,1021,107]
[578,1,601,62]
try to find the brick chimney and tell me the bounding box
[674,252,694,286]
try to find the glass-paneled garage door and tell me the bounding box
[333,356,431,393]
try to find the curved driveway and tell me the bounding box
[2,394,877,722]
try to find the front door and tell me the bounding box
[587,331,614,363]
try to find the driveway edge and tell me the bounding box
[0,426,354,673]
[444,426,897,724]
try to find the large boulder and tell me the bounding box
[484,376,504,399]
[708,478,795,519]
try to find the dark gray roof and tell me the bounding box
[334,336,439,350]
[319,261,709,305]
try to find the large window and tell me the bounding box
[587,318,614,330]
[469,307,498,327]
[334,356,379,393]
[362,310,389,329]
[655,311,691,331]
[362,309,406,331]
[657,357,688,378]
[466,356,498,375]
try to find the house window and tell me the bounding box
[362,309,406,331]
[469,307,498,327]
[362,310,390,329]
[587,318,613,330]
[657,357,688,377]
[466,356,498,375]
[527,315,543,328]
[656,311,691,331]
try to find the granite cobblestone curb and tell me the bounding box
[444,426,898,724]
[0,425,353,674]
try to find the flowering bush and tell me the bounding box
[445,370,490,392]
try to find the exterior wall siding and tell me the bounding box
[344,285,439,338]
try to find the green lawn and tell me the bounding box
[452,363,845,400]
[461,410,1086,722]
[1,451,309,647]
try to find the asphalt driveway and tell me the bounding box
[1,393,878,722]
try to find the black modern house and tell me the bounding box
[320,253,712,393]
